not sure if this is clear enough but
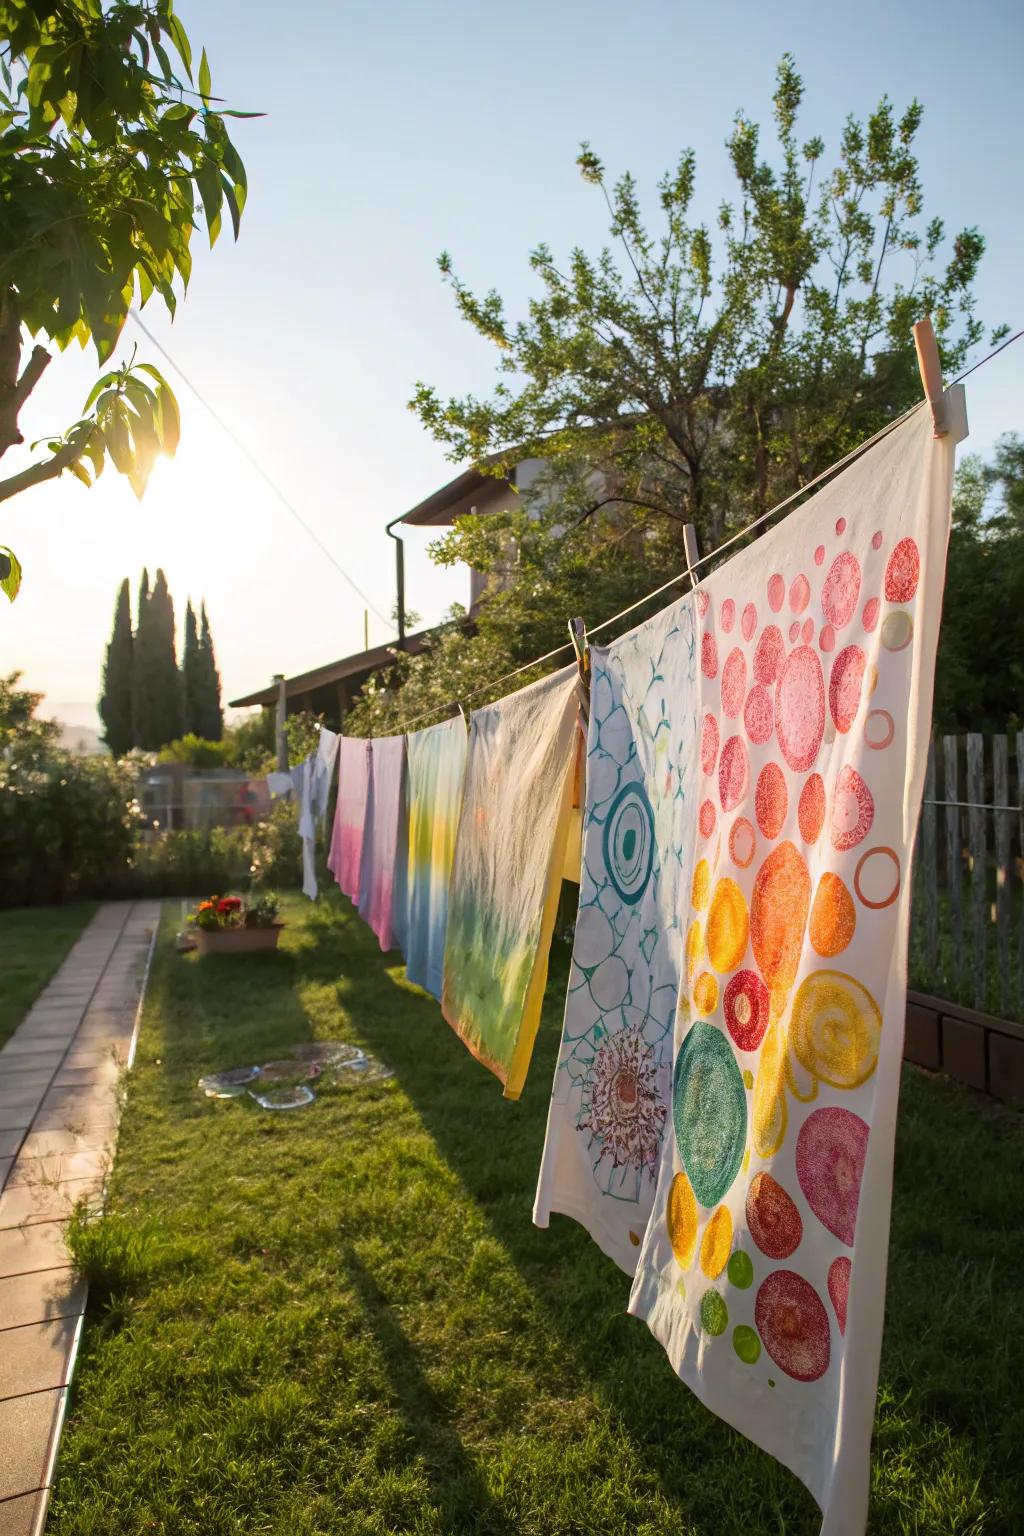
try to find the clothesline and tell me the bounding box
[396,325,1023,735]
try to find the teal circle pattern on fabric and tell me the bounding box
[602,780,655,906]
[673,1022,747,1207]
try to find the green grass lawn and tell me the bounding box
[50,895,1023,1535]
[0,902,98,1047]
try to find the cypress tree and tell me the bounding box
[98,578,134,755]
[197,601,224,740]
[133,567,182,748]
[181,599,203,735]
[131,567,151,747]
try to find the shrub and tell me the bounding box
[0,750,138,906]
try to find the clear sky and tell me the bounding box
[4,0,1022,725]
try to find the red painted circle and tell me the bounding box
[702,630,719,679]
[819,623,836,654]
[753,625,785,686]
[746,1173,803,1259]
[821,551,861,629]
[729,816,756,869]
[755,762,788,840]
[789,573,810,614]
[755,1270,831,1382]
[724,969,771,1052]
[862,596,880,633]
[741,602,757,642]
[743,683,774,745]
[699,799,717,838]
[884,537,920,603]
[768,574,785,612]
[814,544,825,566]
[830,765,874,851]
[829,645,866,734]
[718,735,750,813]
[796,1105,869,1246]
[701,713,720,776]
[721,598,735,633]
[721,647,747,719]
[798,773,825,844]
[801,618,814,645]
[828,1256,851,1335]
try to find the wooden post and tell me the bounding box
[683,524,700,588]
[943,735,963,993]
[993,734,1011,1015]
[274,673,288,771]
[966,733,987,1010]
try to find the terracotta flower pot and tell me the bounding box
[194,923,285,955]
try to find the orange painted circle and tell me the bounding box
[729,816,756,869]
[854,846,901,909]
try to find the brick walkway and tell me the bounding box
[0,901,160,1536]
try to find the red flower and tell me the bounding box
[217,896,242,913]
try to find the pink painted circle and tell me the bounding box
[801,618,814,645]
[721,598,736,633]
[819,623,836,654]
[828,1256,851,1336]
[789,621,800,644]
[884,537,920,603]
[789,574,810,614]
[722,647,747,719]
[741,602,757,642]
[724,969,771,1052]
[796,1105,869,1246]
[755,1270,831,1382]
[830,765,874,851]
[729,816,756,869]
[768,574,786,613]
[701,713,720,777]
[821,551,861,629]
[696,590,710,619]
[814,544,825,566]
[871,531,883,551]
[702,631,719,679]
[862,596,880,633]
[835,516,847,536]
[864,709,894,750]
[719,735,750,813]
[753,625,785,686]
[755,762,788,840]
[775,646,825,773]
[699,799,717,838]
[743,683,774,745]
[829,645,866,734]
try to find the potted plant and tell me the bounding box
[190,892,284,954]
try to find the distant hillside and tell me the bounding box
[55,720,108,756]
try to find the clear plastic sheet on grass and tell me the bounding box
[248,1083,315,1110]
[198,1066,259,1098]
[198,1042,392,1109]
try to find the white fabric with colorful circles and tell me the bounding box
[628,391,966,1534]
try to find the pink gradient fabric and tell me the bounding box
[359,734,408,953]
[328,736,371,904]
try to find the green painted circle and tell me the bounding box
[727,1250,754,1290]
[733,1325,761,1364]
[673,1023,748,1206]
[700,1289,729,1336]
[602,781,655,905]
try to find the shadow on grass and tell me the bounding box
[293,896,1023,1536]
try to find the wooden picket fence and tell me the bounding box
[911,731,1024,1023]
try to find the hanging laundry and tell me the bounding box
[628,392,966,1535]
[442,667,578,1100]
[404,716,468,999]
[327,736,372,905]
[358,734,408,952]
[533,597,700,1272]
[298,727,340,901]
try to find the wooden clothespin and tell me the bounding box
[456,701,468,728]
[568,615,590,726]
[913,316,948,438]
[683,523,701,590]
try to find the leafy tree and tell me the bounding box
[934,435,1024,732]
[98,576,133,753]
[133,565,180,747]
[0,669,58,758]
[180,597,201,734]
[412,55,997,558]
[347,56,998,735]
[0,0,257,599]
[130,565,148,741]
[196,600,223,739]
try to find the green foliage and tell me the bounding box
[411,55,992,575]
[0,0,257,581]
[156,731,230,769]
[283,709,323,765]
[180,598,202,736]
[934,435,1024,732]
[99,576,133,754]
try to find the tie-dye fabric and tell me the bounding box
[327,736,371,905]
[628,391,966,1534]
[442,667,579,1100]
[405,717,468,1000]
[298,727,340,901]
[358,734,408,953]
[533,597,700,1273]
